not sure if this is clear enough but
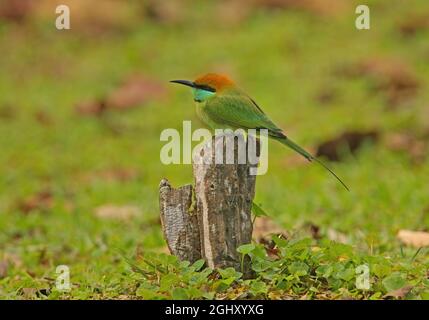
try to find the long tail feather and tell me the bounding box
[274,135,350,191]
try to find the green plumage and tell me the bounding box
[197,88,278,131]
[195,87,349,191]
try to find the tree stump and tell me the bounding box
[159,180,201,263]
[159,132,259,275]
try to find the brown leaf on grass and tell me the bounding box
[398,14,429,37]
[21,288,37,299]
[106,75,166,111]
[327,228,348,244]
[336,57,420,107]
[75,100,106,116]
[315,130,379,161]
[34,110,53,126]
[3,253,22,268]
[143,0,183,25]
[397,230,429,247]
[253,217,287,241]
[75,75,166,116]
[383,285,413,299]
[216,0,253,26]
[0,0,34,22]
[384,132,427,164]
[17,190,54,214]
[95,204,141,221]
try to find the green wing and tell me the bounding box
[203,91,282,133]
[203,90,350,191]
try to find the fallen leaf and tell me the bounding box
[75,75,166,116]
[216,0,253,26]
[0,0,34,22]
[398,14,429,37]
[95,204,141,221]
[383,285,413,299]
[3,253,22,268]
[327,228,349,244]
[106,75,166,111]
[253,217,287,241]
[316,130,379,161]
[397,230,429,247]
[75,99,106,116]
[34,110,53,126]
[21,288,37,299]
[384,132,427,164]
[143,0,183,25]
[17,190,54,214]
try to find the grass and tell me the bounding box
[0,0,429,299]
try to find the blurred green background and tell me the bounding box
[0,0,429,299]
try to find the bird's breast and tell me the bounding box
[195,101,220,130]
[195,101,209,124]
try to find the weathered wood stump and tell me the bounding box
[159,132,259,274]
[159,181,201,263]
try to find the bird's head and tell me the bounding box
[170,73,234,102]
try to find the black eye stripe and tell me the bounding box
[194,84,216,92]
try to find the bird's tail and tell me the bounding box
[273,135,350,191]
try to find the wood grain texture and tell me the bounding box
[193,133,258,274]
[159,179,201,263]
[159,133,259,275]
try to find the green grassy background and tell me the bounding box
[0,0,428,299]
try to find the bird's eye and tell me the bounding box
[195,84,216,92]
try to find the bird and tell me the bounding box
[171,73,349,191]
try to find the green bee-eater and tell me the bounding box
[171,73,349,191]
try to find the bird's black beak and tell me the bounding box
[170,79,196,88]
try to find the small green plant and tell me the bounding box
[237,243,256,274]
[129,236,429,300]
